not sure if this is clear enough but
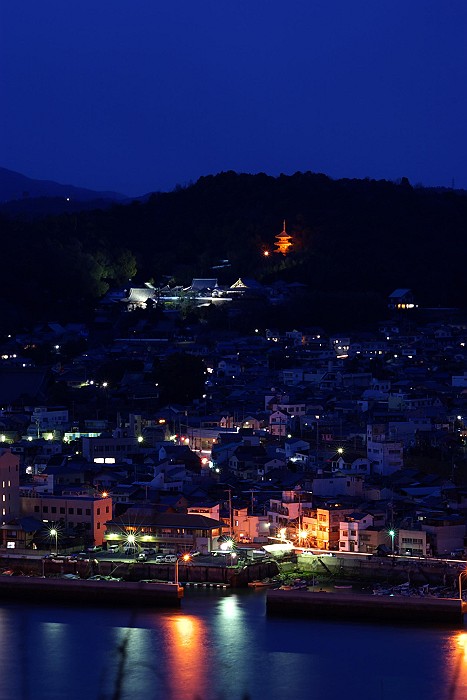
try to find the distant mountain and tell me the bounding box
[0,166,127,204]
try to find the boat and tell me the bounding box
[248,579,277,589]
[278,580,308,591]
[334,585,352,589]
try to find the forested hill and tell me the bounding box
[0,171,466,329]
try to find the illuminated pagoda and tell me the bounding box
[274,220,293,255]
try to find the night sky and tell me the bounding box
[1,1,467,197]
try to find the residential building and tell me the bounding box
[0,448,20,526]
[367,424,403,475]
[82,435,140,463]
[229,505,270,543]
[269,410,289,437]
[104,511,223,554]
[312,474,364,498]
[420,513,466,557]
[20,492,113,546]
[339,512,375,552]
[302,504,354,550]
[398,528,428,557]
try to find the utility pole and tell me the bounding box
[298,492,302,546]
[225,488,232,538]
[315,415,320,462]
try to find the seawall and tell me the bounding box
[0,555,280,588]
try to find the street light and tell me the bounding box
[175,554,191,586]
[459,569,467,600]
[298,529,309,547]
[50,528,58,555]
[389,529,395,555]
[126,533,138,560]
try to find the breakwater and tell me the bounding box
[266,589,467,626]
[0,575,183,607]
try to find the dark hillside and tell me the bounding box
[0,171,465,328]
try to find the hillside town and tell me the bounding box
[0,279,466,566]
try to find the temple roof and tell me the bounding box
[190,279,218,291]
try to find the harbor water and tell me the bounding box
[1,587,466,700]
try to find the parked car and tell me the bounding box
[69,552,89,561]
[155,555,165,564]
[143,548,156,556]
[138,552,147,561]
[108,544,120,552]
[164,555,177,563]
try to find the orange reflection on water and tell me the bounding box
[163,614,208,700]
[445,632,467,700]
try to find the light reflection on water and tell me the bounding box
[445,632,467,700]
[0,591,466,699]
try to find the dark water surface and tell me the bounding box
[1,588,466,700]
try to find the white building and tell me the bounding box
[339,512,375,552]
[367,424,403,476]
[312,474,365,498]
[398,528,428,557]
[27,406,69,438]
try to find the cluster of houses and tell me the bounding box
[0,284,465,560]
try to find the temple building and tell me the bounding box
[274,220,293,255]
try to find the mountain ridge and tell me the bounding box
[0,166,128,204]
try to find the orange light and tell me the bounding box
[182,553,191,562]
[263,250,269,257]
[102,491,108,498]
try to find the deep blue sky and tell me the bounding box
[1,1,467,197]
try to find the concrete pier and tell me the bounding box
[266,589,467,626]
[0,576,183,608]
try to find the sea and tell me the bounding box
[0,587,466,700]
